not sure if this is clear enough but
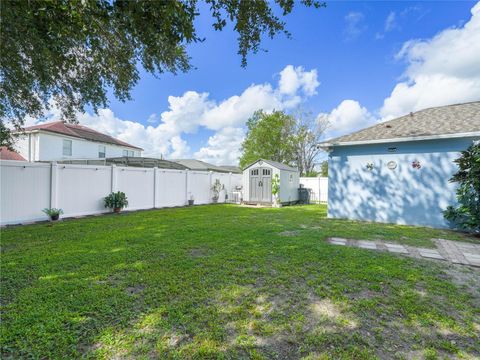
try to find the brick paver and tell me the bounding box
[327,237,480,267]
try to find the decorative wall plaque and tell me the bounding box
[387,161,397,170]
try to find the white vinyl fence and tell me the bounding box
[299,177,328,203]
[0,160,242,225]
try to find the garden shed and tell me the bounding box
[243,159,299,205]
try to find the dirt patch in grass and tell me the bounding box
[443,265,480,303]
[126,285,145,296]
[188,247,210,258]
[278,230,301,237]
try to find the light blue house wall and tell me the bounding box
[328,137,479,228]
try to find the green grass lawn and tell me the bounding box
[1,205,479,359]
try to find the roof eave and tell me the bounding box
[319,131,480,148]
[18,129,143,150]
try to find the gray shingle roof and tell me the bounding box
[324,101,480,145]
[171,159,240,173]
[54,157,188,169]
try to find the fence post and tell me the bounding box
[209,171,213,204]
[318,176,321,203]
[50,161,58,209]
[228,172,232,202]
[185,169,189,205]
[153,167,157,208]
[111,164,117,192]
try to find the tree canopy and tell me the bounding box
[239,110,297,168]
[239,109,328,174]
[0,0,324,147]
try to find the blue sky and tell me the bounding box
[55,1,480,165]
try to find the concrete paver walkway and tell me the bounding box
[327,237,480,267]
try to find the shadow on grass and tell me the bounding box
[1,205,479,359]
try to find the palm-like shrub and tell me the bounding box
[211,179,222,202]
[444,143,480,233]
[104,191,129,212]
[42,208,64,220]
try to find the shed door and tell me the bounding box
[249,168,272,202]
[249,168,260,201]
[260,168,272,202]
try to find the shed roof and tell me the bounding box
[321,101,480,147]
[243,159,298,172]
[22,121,143,150]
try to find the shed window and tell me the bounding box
[263,169,271,175]
[251,169,259,175]
[98,145,106,158]
[62,139,72,156]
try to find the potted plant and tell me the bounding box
[42,208,64,221]
[272,174,281,207]
[104,191,128,213]
[211,179,222,203]
[188,194,194,206]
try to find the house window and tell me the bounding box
[289,174,293,182]
[98,145,106,158]
[62,139,72,156]
[123,150,134,157]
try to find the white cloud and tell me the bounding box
[384,11,397,32]
[318,100,376,139]
[146,113,158,124]
[381,1,480,119]
[344,12,367,40]
[200,84,280,130]
[278,65,320,97]
[28,65,319,164]
[194,127,245,165]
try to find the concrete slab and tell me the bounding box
[464,253,480,267]
[329,237,347,246]
[358,240,377,250]
[418,248,445,260]
[384,243,409,254]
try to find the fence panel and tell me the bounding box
[319,177,328,203]
[116,167,155,210]
[156,169,187,207]
[299,177,328,203]
[57,164,112,217]
[0,161,51,223]
[0,160,245,225]
[212,172,231,202]
[189,171,211,204]
[231,174,243,189]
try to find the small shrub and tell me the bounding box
[272,174,280,205]
[104,191,129,211]
[42,208,64,220]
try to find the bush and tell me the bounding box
[104,191,129,210]
[42,208,64,217]
[443,143,480,233]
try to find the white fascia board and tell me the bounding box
[320,131,480,148]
